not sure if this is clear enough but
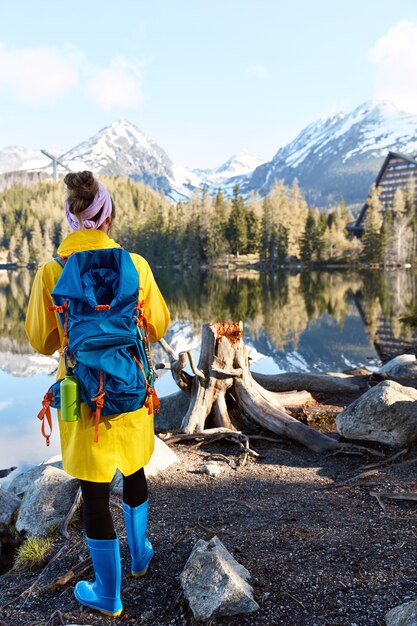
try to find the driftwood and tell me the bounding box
[252,372,363,395]
[58,487,82,540]
[160,321,353,454]
[370,490,417,512]
[45,556,92,592]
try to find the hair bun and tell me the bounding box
[64,171,98,200]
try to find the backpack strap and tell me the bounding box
[54,255,69,268]
[128,348,160,415]
[37,392,53,446]
[47,300,69,356]
[90,371,105,443]
[134,290,158,385]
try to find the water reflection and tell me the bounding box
[1,267,417,359]
[2,267,417,473]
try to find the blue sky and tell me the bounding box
[1,0,417,167]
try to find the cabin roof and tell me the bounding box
[350,151,417,234]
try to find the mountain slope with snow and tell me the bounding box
[61,120,177,196]
[0,146,50,174]
[58,121,265,201]
[2,101,417,205]
[243,101,417,206]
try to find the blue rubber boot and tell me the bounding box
[123,501,154,577]
[74,535,123,617]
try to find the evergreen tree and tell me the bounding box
[20,237,30,266]
[315,213,327,263]
[7,234,17,263]
[245,209,260,254]
[300,210,316,264]
[28,219,45,266]
[214,189,227,230]
[276,224,289,263]
[227,185,247,256]
[261,196,274,262]
[361,184,383,264]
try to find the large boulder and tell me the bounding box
[180,536,259,621]
[386,599,417,625]
[8,457,63,497]
[336,380,417,446]
[379,354,417,380]
[0,488,20,525]
[15,465,78,536]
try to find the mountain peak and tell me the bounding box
[215,150,264,176]
[243,99,417,206]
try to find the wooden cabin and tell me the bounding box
[348,151,417,237]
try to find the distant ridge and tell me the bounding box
[2,101,417,206]
[242,100,417,206]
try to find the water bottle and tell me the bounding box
[60,368,80,422]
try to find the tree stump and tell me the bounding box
[169,321,343,453]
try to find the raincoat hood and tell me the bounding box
[57,230,120,257]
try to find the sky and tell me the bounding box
[1,0,417,168]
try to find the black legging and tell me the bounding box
[80,467,148,540]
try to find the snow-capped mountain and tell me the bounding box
[0,146,50,174]
[60,123,264,201]
[61,120,178,197]
[194,150,265,195]
[2,100,417,205]
[196,150,264,183]
[243,100,417,206]
[0,123,264,201]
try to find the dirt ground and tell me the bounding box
[1,427,417,626]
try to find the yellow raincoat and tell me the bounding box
[25,230,170,482]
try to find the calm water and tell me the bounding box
[1,266,416,479]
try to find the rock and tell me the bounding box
[155,391,190,432]
[199,461,223,477]
[0,488,21,524]
[336,380,417,446]
[146,435,180,477]
[111,435,179,494]
[180,535,259,620]
[0,467,17,479]
[379,354,417,380]
[386,599,417,625]
[15,465,79,536]
[8,458,63,497]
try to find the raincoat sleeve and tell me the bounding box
[131,254,170,342]
[25,264,61,355]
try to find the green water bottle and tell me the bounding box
[60,368,80,422]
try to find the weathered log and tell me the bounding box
[251,372,362,395]
[167,321,345,453]
[158,338,193,394]
[252,380,312,407]
[179,326,237,433]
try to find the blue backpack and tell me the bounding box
[37,248,159,446]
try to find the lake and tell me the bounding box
[1,266,416,482]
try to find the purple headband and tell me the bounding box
[65,183,112,231]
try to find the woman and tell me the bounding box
[25,171,170,617]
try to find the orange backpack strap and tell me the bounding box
[90,371,105,443]
[47,300,69,356]
[38,392,53,446]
